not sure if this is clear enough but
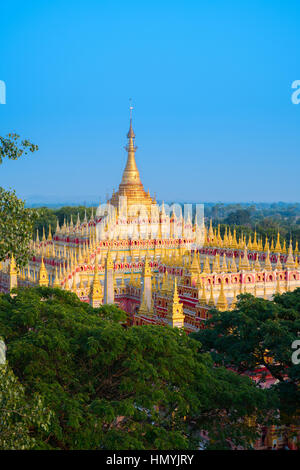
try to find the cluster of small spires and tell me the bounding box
[2,217,300,329]
[203,220,299,254]
[34,210,96,244]
[159,238,298,274]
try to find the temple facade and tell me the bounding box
[0,116,300,333]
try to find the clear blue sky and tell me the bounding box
[0,0,299,204]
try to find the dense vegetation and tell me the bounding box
[0,134,38,266]
[33,206,96,238]
[0,364,51,449]
[191,289,300,428]
[0,287,275,450]
[204,202,300,246]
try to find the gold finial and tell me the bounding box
[275,276,281,294]
[138,286,149,316]
[55,218,60,233]
[166,278,185,328]
[264,236,269,252]
[190,251,200,274]
[172,277,180,303]
[285,239,295,269]
[200,283,207,306]
[129,97,133,120]
[231,255,237,272]
[263,284,267,299]
[9,253,17,275]
[254,253,261,272]
[282,239,287,254]
[79,271,84,289]
[208,283,215,307]
[217,281,228,312]
[275,253,282,271]
[48,224,52,241]
[127,98,135,140]
[117,101,141,189]
[222,253,228,273]
[53,267,61,288]
[275,231,282,253]
[264,249,272,271]
[212,253,221,273]
[90,255,103,305]
[39,257,49,286]
[72,272,77,292]
[27,263,31,282]
[203,256,211,274]
[240,246,250,271]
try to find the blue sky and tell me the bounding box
[0,0,299,203]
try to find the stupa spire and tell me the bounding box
[38,257,48,286]
[217,281,228,312]
[285,238,295,269]
[109,103,154,214]
[121,101,141,186]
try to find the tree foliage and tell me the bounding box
[203,202,300,246]
[224,209,252,226]
[0,133,38,165]
[0,187,37,266]
[0,287,274,449]
[0,133,39,265]
[0,363,51,449]
[33,206,96,238]
[191,290,300,423]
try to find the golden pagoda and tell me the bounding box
[200,283,207,306]
[216,281,228,312]
[2,108,300,347]
[275,232,282,253]
[286,239,295,269]
[166,278,185,328]
[109,107,154,214]
[90,255,103,307]
[38,257,49,287]
[264,249,272,271]
[208,283,215,307]
[53,267,61,288]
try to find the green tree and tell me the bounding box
[0,133,38,164]
[225,209,252,226]
[0,187,37,266]
[191,290,300,425]
[34,205,96,239]
[0,287,275,449]
[0,133,39,265]
[0,363,51,450]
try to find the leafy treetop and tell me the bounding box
[0,287,275,450]
[0,133,38,165]
[191,290,300,424]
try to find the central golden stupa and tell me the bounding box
[109,114,154,214]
